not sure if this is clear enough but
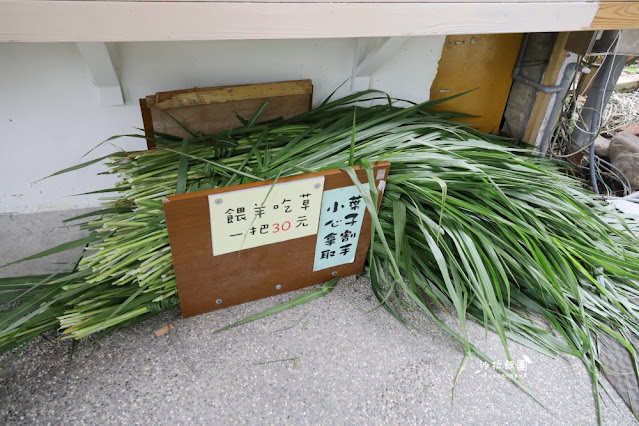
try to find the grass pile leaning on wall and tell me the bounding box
[1,91,639,422]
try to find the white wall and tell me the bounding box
[0,37,445,213]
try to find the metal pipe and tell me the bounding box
[589,124,599,193]
[537,62,577,154]
[571,53,625,152]
[512,34,568,94]
[571,53,627,193]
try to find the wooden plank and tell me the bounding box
[0,2,600,42]
[153,80,312,110]
[430,34,523,134]
[143,80,313,141]
[84,0,594,3]
[522,33,570,145]
[591,2,639,30]
[150,95,311,140]
[565,30,597,56]
[139,98,156,150]
[163,162,391,318]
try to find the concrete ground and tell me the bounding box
[1,210,637,425]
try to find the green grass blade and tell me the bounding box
[214,278,339,333]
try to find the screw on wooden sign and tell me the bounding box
[208,176,325,255]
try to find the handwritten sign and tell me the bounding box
[209,176,325,255]
[164,161,390,318]
[313,184,369,271]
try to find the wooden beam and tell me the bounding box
[590,2,639,30]
[523,33,571,146]
[0,1,601,43]
[84,0,595,2]
[4,2,639,44]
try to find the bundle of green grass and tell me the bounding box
[2,91,639,422]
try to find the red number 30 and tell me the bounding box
[272,221,291,233]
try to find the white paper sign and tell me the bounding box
[208,176,325,255]
[313,184,368,271]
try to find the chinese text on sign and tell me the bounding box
[209,176,325,255]
[313,184,369,271]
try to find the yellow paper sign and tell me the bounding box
[208,176,325,255]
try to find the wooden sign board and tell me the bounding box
[140,80,313,148]
[163,162,390,318]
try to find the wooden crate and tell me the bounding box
[140,79,313,148]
